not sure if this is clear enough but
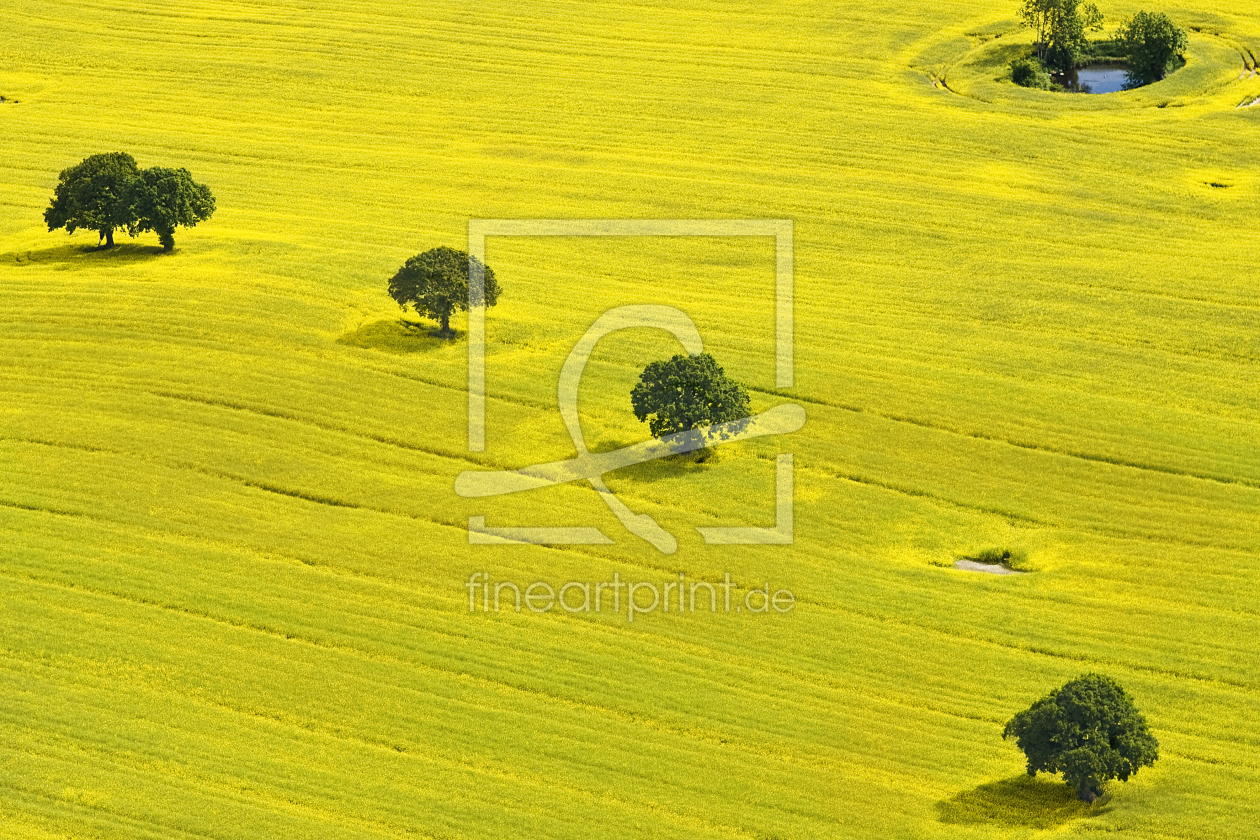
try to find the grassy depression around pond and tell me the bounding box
[938,27,1248,105]
[1,1,1259,838]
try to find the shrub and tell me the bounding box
[1011,58,1052,89]
[974,547,1029,568]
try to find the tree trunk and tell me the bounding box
[101,228,115,248]
[440,312,451,336]
[159,231,175,252]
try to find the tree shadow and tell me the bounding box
[588,436,638,455]
[936,775,1109,829]
[4,242,167,266]
[336,319,460,354]
[602,444,720,484]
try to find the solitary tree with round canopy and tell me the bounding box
[1004,674,1159,803]
[631,352,751,460]
[387,247,500,337]
[131,166,216,252]
[44,152,140,248]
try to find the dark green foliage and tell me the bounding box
[131,167,216,252]
[1004,674,1159,803]
[1010,58,1052,89]
[44,152,141,247]
[387,247,499,336]
[1020,0,1104,73]
[975,547,1028,568]
[631,353,751,445]
[1083,38,1127,63]
[1116,12,1188,84]
[44,153,214,251]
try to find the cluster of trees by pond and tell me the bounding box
[1011,0,1188,91]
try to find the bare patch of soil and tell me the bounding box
[953,560,1025,575]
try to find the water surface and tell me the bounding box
[1053,63,1132,93]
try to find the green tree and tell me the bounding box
[45,155,214,251]
[1011,57,1052,89]
[44,152,140,248]
[1116,12,1188,84]
[131,167,216,252]
[1020,0,1104,73]
[1004,674,1159,803]
[387,247,500,337]
[631,353,751,458]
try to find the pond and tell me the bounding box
[1053,63,1133,93]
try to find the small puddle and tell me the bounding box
[1052,63,1132,93]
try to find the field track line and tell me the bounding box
[4,428,1252,555]
[0,783,224,840]
[0,569,927,787]
[810,467,1257,552]
[0,498,90,519]
[7,566,1252,770]
[152,374,1260,495]
[751,387,1260,490]
[8,536,1258,700]
[150,389,487,467]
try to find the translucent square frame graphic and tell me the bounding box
[465,219,795,551]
